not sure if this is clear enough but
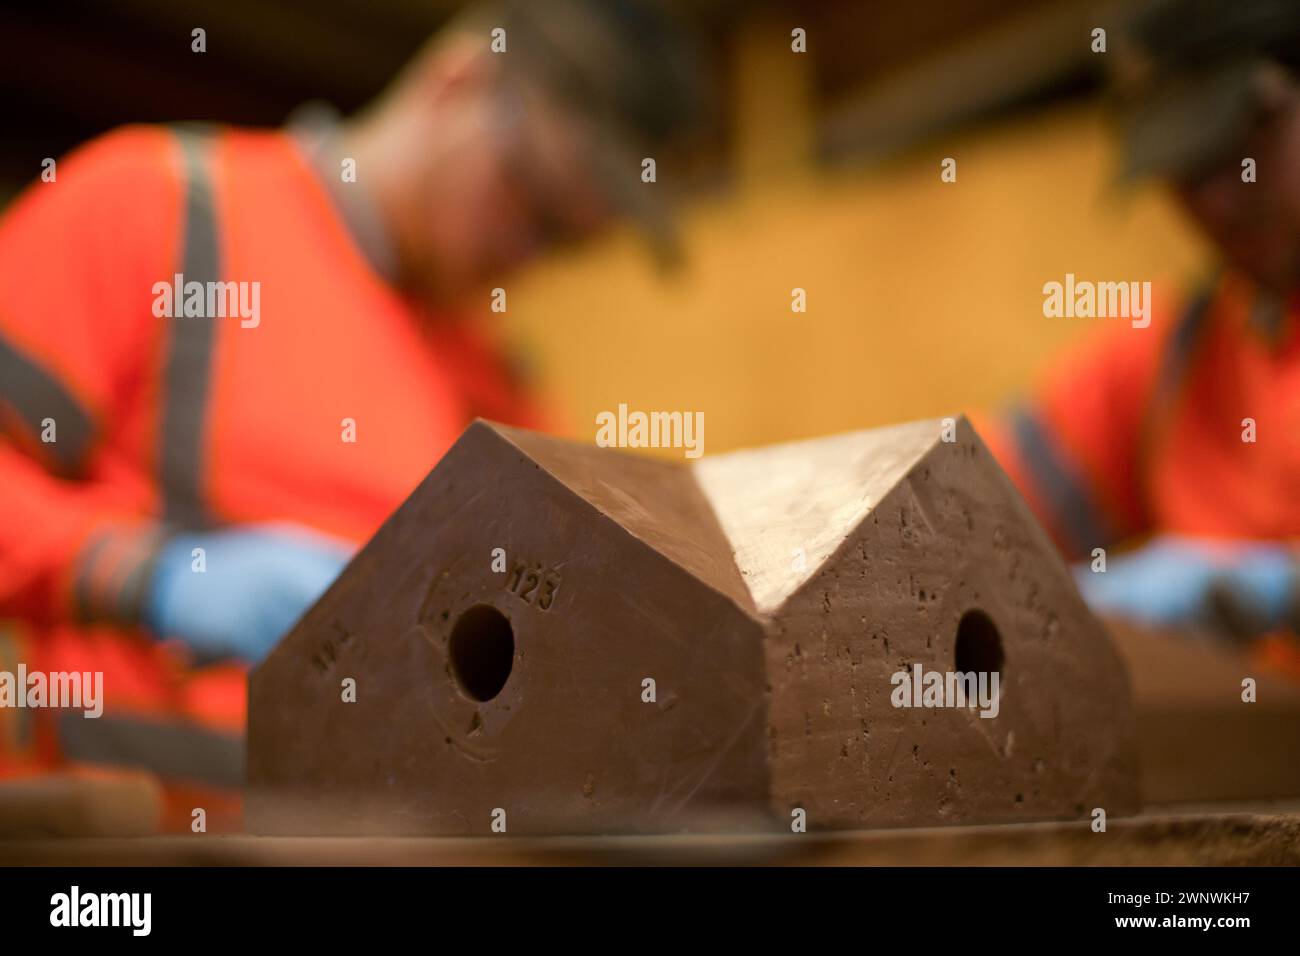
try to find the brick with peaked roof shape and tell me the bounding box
[248,416,1139,835]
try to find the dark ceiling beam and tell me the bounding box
[817,0,1120,165]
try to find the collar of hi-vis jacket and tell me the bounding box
[285,101,402,286]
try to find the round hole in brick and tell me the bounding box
[954,608,1003,676]
[449,605,515,702]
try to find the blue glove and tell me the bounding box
[143,523,354,663]
[1073,535,1298,637]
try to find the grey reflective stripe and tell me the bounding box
[0,333,94,475]
[71,531,114,623]
[58,711,243,789]
[1135,282,1216,520]
[113,537,163,623]
[71,525,165,626]
[1010,406,1112,556]
[1249,292,1286,342]
[1151,284,1215,410]
[160,126,221,528]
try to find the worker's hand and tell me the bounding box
[143,523,354,664]
[1073,535,1299,639]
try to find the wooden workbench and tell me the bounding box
[1,801,1298,866]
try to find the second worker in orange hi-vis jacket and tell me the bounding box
[976,0,1300,663]
[0,0,707,829]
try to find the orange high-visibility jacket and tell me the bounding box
[975,272,1300,561]
[0,124,543,818]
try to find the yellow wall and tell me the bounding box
[503,101,1213,456]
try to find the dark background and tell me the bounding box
[0,0,1100,199]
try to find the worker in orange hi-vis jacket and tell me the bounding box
[0,0,706,829]
[974,0,1300,665]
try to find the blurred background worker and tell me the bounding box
[975,0,1300,650]
[0,0,703,826]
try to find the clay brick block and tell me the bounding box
[247,416,1138,834]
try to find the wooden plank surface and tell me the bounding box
[1108,623,1300,803]
[2,802,1297,866]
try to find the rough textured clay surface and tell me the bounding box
[247,416,1139,835]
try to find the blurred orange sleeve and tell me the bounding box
[0,127,180,624]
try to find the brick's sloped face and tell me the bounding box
[248,424,769,836]
[764,422,1139,829]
